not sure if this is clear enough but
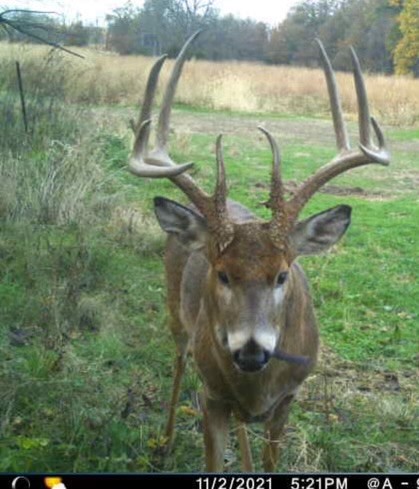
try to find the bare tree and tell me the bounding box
[0,9,83,58]
[179,0,216,22]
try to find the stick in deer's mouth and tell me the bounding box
[272,349,312,366]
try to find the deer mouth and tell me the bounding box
[232,347,311,372]
[233,357,270,373]
[232,339,271,373]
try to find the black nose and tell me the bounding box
[233,339,271,372]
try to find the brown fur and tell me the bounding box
[163,205,319,471]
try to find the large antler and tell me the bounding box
[129,31,234,250]
[281,40,390,225]
[129,33,389,252]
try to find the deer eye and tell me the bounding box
[276,272,288,287]
[217,271,230,286]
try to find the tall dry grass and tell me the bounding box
[0,44,117,225]
[1,42,418,126]
[0,140,107,224]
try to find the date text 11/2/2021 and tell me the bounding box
[196,477,349,489]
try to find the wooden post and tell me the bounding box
[16,61,28,134]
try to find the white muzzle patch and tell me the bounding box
[227,327,278,353]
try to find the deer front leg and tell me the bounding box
[202,395,231,472]
[237,422,254,472]
[262,395,295,472]
[164,330,188,450]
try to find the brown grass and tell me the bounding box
[1,42,418,126]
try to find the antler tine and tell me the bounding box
[155,29,202,155]
[360,117,390,165]
[130,55,167,135]
[259,126,292,248]
[258,126,283,205]
[316,39,350,152]
[350,47,371,148]
[214,134,228,212]
[285,42,390,223]
[257,127,290,243]
[135,54,167,142]
[212,135,234,250]
[130,55,164,167]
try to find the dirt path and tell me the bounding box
[174,110,336,144]
[98,105,418,153]
[172,110,419,153]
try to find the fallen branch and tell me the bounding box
[0,9,84,59]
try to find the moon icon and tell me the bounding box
[11,477,30,489]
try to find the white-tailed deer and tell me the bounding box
[128,32,389,471]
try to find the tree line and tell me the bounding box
[1,0,417,76]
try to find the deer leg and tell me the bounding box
[237,422,253,472]
[202,395,231,472]
[164,330,188,450]
[262,395,295,472]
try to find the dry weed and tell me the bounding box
[1,42,418,126]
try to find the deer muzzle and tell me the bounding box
[232,339,272,373]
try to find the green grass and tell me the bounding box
[390,128,419,142]
[0,99,417,473]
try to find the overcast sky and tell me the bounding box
[4,0,301,26]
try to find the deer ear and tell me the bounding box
[290,205,351,256]
[154,197,208,250]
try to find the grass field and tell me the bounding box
[0,45,418,473]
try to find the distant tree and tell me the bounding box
[59,21,104,47]
[267,0,341,66]
[105,0,217,56]
[327,0,400,73]
[139,0,216,56]
[105,2,142,54]
[63,21,89,46]
[362,0,400,73]
[393,0,419,75]
[103,1,270,61]
[267,0,400,74]
[138,0,179,55]
[171,0,217,33]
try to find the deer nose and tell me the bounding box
[232,339,271,373]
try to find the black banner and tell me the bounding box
[2,474,418,489]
